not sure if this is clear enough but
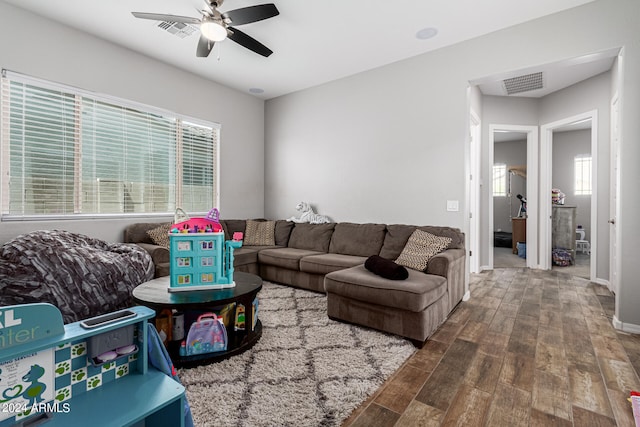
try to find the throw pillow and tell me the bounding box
[147,223,172,248]
[395,229,452,271]
[364,255,409,280]
[244,220,276,246]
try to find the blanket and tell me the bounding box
[0,230,154,323]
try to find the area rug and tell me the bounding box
[178,281,416,427]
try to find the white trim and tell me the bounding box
[612,316,640,334]
[462,291,471,301]
[489,124,538,269]
[593,278,610,287]
[540,110,597,281]
[610,92,621,296]
[469,110,481,274]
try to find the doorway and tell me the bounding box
[540,111,597,281]
[488,125,538,270]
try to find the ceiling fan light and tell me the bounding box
[201,20,227,41]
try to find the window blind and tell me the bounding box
[1,70,220,218]
[574,155,592,196]
[493,164,507,197]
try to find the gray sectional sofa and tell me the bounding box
[124,219,465,346]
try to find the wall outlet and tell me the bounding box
[447,200,459,212]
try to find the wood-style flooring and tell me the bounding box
[343,268,640,426]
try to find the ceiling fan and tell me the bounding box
[132,0,279,58]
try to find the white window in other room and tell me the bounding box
[0,70,220,219]
[493,164,507,197]
[574,155,592,196]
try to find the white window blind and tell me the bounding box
[1,70,220,218]
[574,155,592,196]
[493,164,507,197]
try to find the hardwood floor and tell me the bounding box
[342,268,640,426]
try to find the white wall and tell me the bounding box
[265,0,640,327]
[0,2,265,243]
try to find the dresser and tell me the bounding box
[511,217,526,254]
[552,205,577,260]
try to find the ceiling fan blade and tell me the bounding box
[227,27,273,57]
[196,35,215,57]
[131,12,202,25]
[222,4,279,26]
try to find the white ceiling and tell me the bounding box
[4,0,600,99]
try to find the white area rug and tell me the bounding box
[179,281,416,427]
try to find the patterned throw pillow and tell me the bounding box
[147,223,172,248]
[244,220,276,246]
[395,229,452,271]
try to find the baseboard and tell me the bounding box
[479,265,491,272]
[612,315,640,334]
[593,278,610,288]
[462,291,471,301]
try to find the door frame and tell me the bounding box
[610,94,620,295]
[488,124,538,269]
[469,110,481,274]
[539,110,597,279]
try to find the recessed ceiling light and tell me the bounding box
[249,88,264,94]
[416,27,438,40]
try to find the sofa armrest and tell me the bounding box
[136,242,170,266]
[426,248,465,311]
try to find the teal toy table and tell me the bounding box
[0,304,185,427]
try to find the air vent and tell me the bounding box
[503,72,543,95]
[157,21,198,39]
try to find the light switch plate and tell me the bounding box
[447,200,459,212]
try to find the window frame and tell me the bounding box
[574,154,592,196]
[1,70,220,221]
[492,163,507,197]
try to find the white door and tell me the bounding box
[610,95,620,294]
[469,112,481,273]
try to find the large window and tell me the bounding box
[493,164,507,197]
[0,70,219,218]
[574,154,592,196]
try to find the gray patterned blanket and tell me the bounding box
[0,230,154,323]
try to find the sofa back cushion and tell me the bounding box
[288,223,335,252]
[244,220,276,245]
[379,224,464,259]
[275,220,295,246]
[123,222,169,244]
[221,219,246,241]
[329,223,386,257]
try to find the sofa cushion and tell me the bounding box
[124,222,170,245]
[328,222,386,256]
[379,224,464,259]
[274,220,295,246]
[221,219,247,241]
[324,265,447,312]
[418,226,464,249]
[395,229,452,271]
[147,223,172,248]
[244,220,276,246]
[259,247,325,270]
[288,223,335,252]
[299,253,367,275]
[379,224,417,260]
[232,247,260,267]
